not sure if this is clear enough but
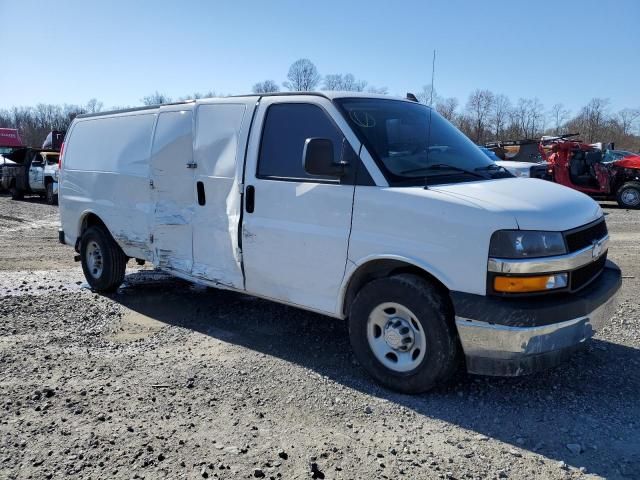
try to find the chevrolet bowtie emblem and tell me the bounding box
[592,239,603,259]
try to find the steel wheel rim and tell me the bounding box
[86,241,104,279]
[621,188,640,206]
[367,302,427,373]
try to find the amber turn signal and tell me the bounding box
[494,273,568,293]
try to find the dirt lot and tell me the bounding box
[0,194,638,480]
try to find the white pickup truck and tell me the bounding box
[1,149,60,204]
[58,93,621,393]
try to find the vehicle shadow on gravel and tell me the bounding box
[0,192,48,204]
[110,271,640,479]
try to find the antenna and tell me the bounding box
[429,49,436,107]
[424,49,436,189]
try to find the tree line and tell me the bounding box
[437,89,640,151]
[1,58,638,151]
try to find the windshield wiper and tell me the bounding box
[475,163,508,173]
[401,163,488,179]
[474,163,513,177]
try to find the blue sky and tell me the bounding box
[1,0,639,115]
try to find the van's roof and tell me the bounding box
[76,92,416,119]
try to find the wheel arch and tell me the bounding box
[339,256,453,318]
[75,211,111,251]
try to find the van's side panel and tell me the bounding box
[60,112,157,259]
[241,96,358,314]
[149,108,195,274]
[191,100,253,288]
[346,186,519,298]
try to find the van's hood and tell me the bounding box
[429,178,602,231]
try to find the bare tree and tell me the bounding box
[509,98,545,139]
[416,84,440,106]
[529,98,545,137]
[283,59,321,91]
[435,97,459,122]
[465,89,495,143]
[455,113,474,139]
[141,91,172,106]
[491,94,511,139]
[177,91,218,101]
[85,98,104,114]
[322,73,367,91]
[578,98,610,142]
[617,108,640,136]
[323,74,342,90]
[0,102,89,146]
[549,103,570,135]
[510,99,528,137]
[252,80,280,94]
[366,85,388,95]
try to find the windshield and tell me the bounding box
[603,149,636,163]
[336,98,499,185]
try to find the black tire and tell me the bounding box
[80,225,127,292]
[348,273,460,394]
[9,185,23,200]
[45,183,58,205]
[616,182,640,209]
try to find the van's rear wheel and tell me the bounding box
[348,274,460,393]
[80,226,127,292]
[616,182,640,209]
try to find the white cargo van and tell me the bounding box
[58,93,620,393]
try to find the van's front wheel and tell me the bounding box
[348,274,459,393]
[80,226,127,292]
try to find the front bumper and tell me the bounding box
[451,261,621,376]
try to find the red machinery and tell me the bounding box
[0,128,23,148]
[541,134,640,209]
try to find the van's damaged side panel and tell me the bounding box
[149,109,196,274]
[190,102,251,289]
[60,112,157,256]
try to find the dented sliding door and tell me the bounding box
[150,109,195,273]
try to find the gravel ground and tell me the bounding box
[0,193,638,480]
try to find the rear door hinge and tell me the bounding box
[149,234,154,243]
[149,179,154,189]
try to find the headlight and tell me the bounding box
[489,230,566,258]
[513,169,530,178]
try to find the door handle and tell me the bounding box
[245,185,255,213]
[196,181,206,205]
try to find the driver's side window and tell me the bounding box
[258,103,344,182]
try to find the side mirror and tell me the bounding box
[303,138,348,177]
